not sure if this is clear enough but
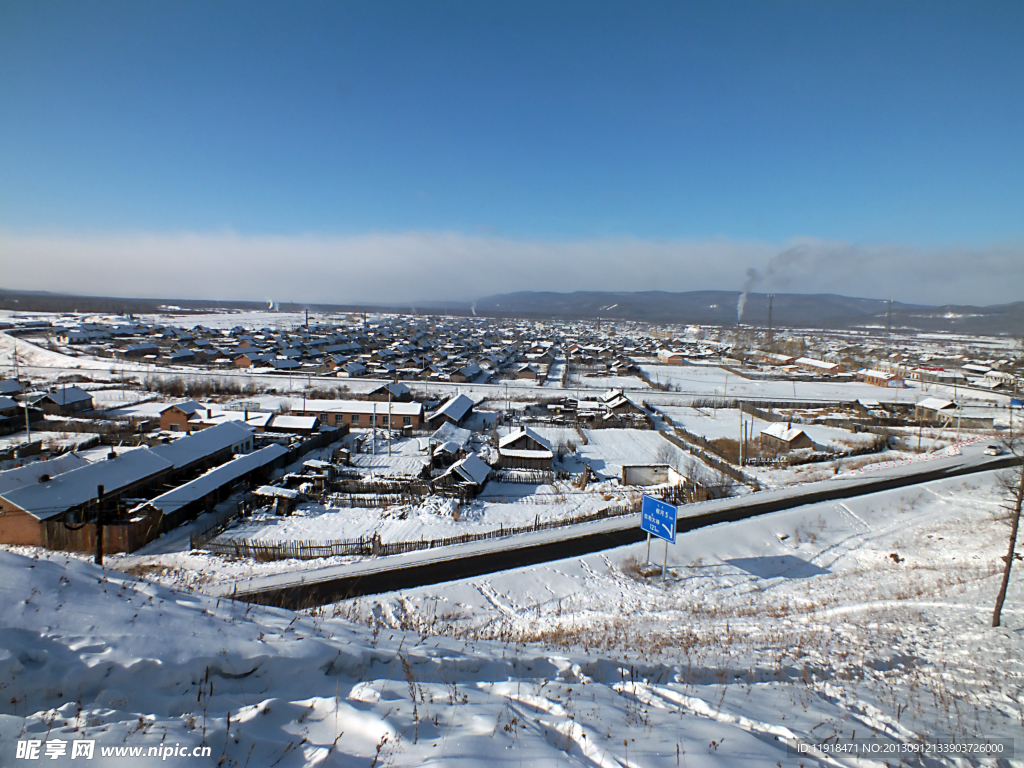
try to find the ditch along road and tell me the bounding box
[207,443,1019,610]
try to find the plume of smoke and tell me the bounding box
[736,242,829,321]
[737,267,761,322]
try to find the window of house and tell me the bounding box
[351,414,359,424]
[403,416,411,425]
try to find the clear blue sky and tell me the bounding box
[1,1,1022,304]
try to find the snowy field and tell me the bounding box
[640,364,1011,407]
[524,427,691,481]
[219,485,631,547]
[2,469,1020,766]
[567,373,651,390]
[340,470,1024,759]
[658,405,879,450]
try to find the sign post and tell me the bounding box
[640,495,678,581]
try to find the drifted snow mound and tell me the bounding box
[0,547,988,767]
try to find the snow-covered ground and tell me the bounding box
[658,405,878,450]
[640,363,1012,407]
[218,485,631,547]
[341,470,1024,756]
[568,373,651,390]
[2,468,1020,766]
[523,427,690,481]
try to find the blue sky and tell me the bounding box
[1,1,1022,304]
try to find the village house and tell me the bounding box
[0,448,175,546]
[759,423,815,452]
[425,393,475,429]
[158,401,206,432]
[29,386,94,415]
[289,399,423,430]
[794,357,844,376]
[914,397,959,424]
[657,349,686,365]
[857,369,905,388]
[498,427,554,470]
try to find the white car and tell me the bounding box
[983,445,1003,456]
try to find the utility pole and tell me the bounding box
[738,408,744,466]
[94,485,105,566]
[388,387,392,457]
[23,402,31,444]
[766,294,774,353]
[885,299,893,354]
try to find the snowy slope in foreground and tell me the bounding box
[2,472,1023,766]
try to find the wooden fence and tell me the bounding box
[328,478,432,496]
[198,498,643,562]
[489,468,556,485]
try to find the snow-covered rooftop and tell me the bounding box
[0,449,173,519]
[0,453,91,495]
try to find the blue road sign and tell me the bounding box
[1012,398,1024,407]
[640,495,677,544]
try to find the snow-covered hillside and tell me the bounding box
[2,470,1022,766]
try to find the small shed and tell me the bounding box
[253,485,301,516]
[436,453,491,493]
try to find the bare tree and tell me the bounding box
[993,440,1024,627]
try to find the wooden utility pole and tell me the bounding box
[94,485,105,566]
[993,462,1023,627]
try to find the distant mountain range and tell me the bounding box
[1,287,1021,335]
[473,291,1024,335]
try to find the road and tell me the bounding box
[210,442,1018,609]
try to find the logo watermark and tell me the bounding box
[16,740,212,761]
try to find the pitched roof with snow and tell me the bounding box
[429,422,472,449]
[0,453,91,495]
[0,449,174,520]
[429,393,474,423]
[37,386,93,406]
[761,423,809,443]
[916,397,958,412]
[140,444,288,516]
[498,427,552,451]
[149,421,255,470]
[159,400,204,416]
[447,454,491,486]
